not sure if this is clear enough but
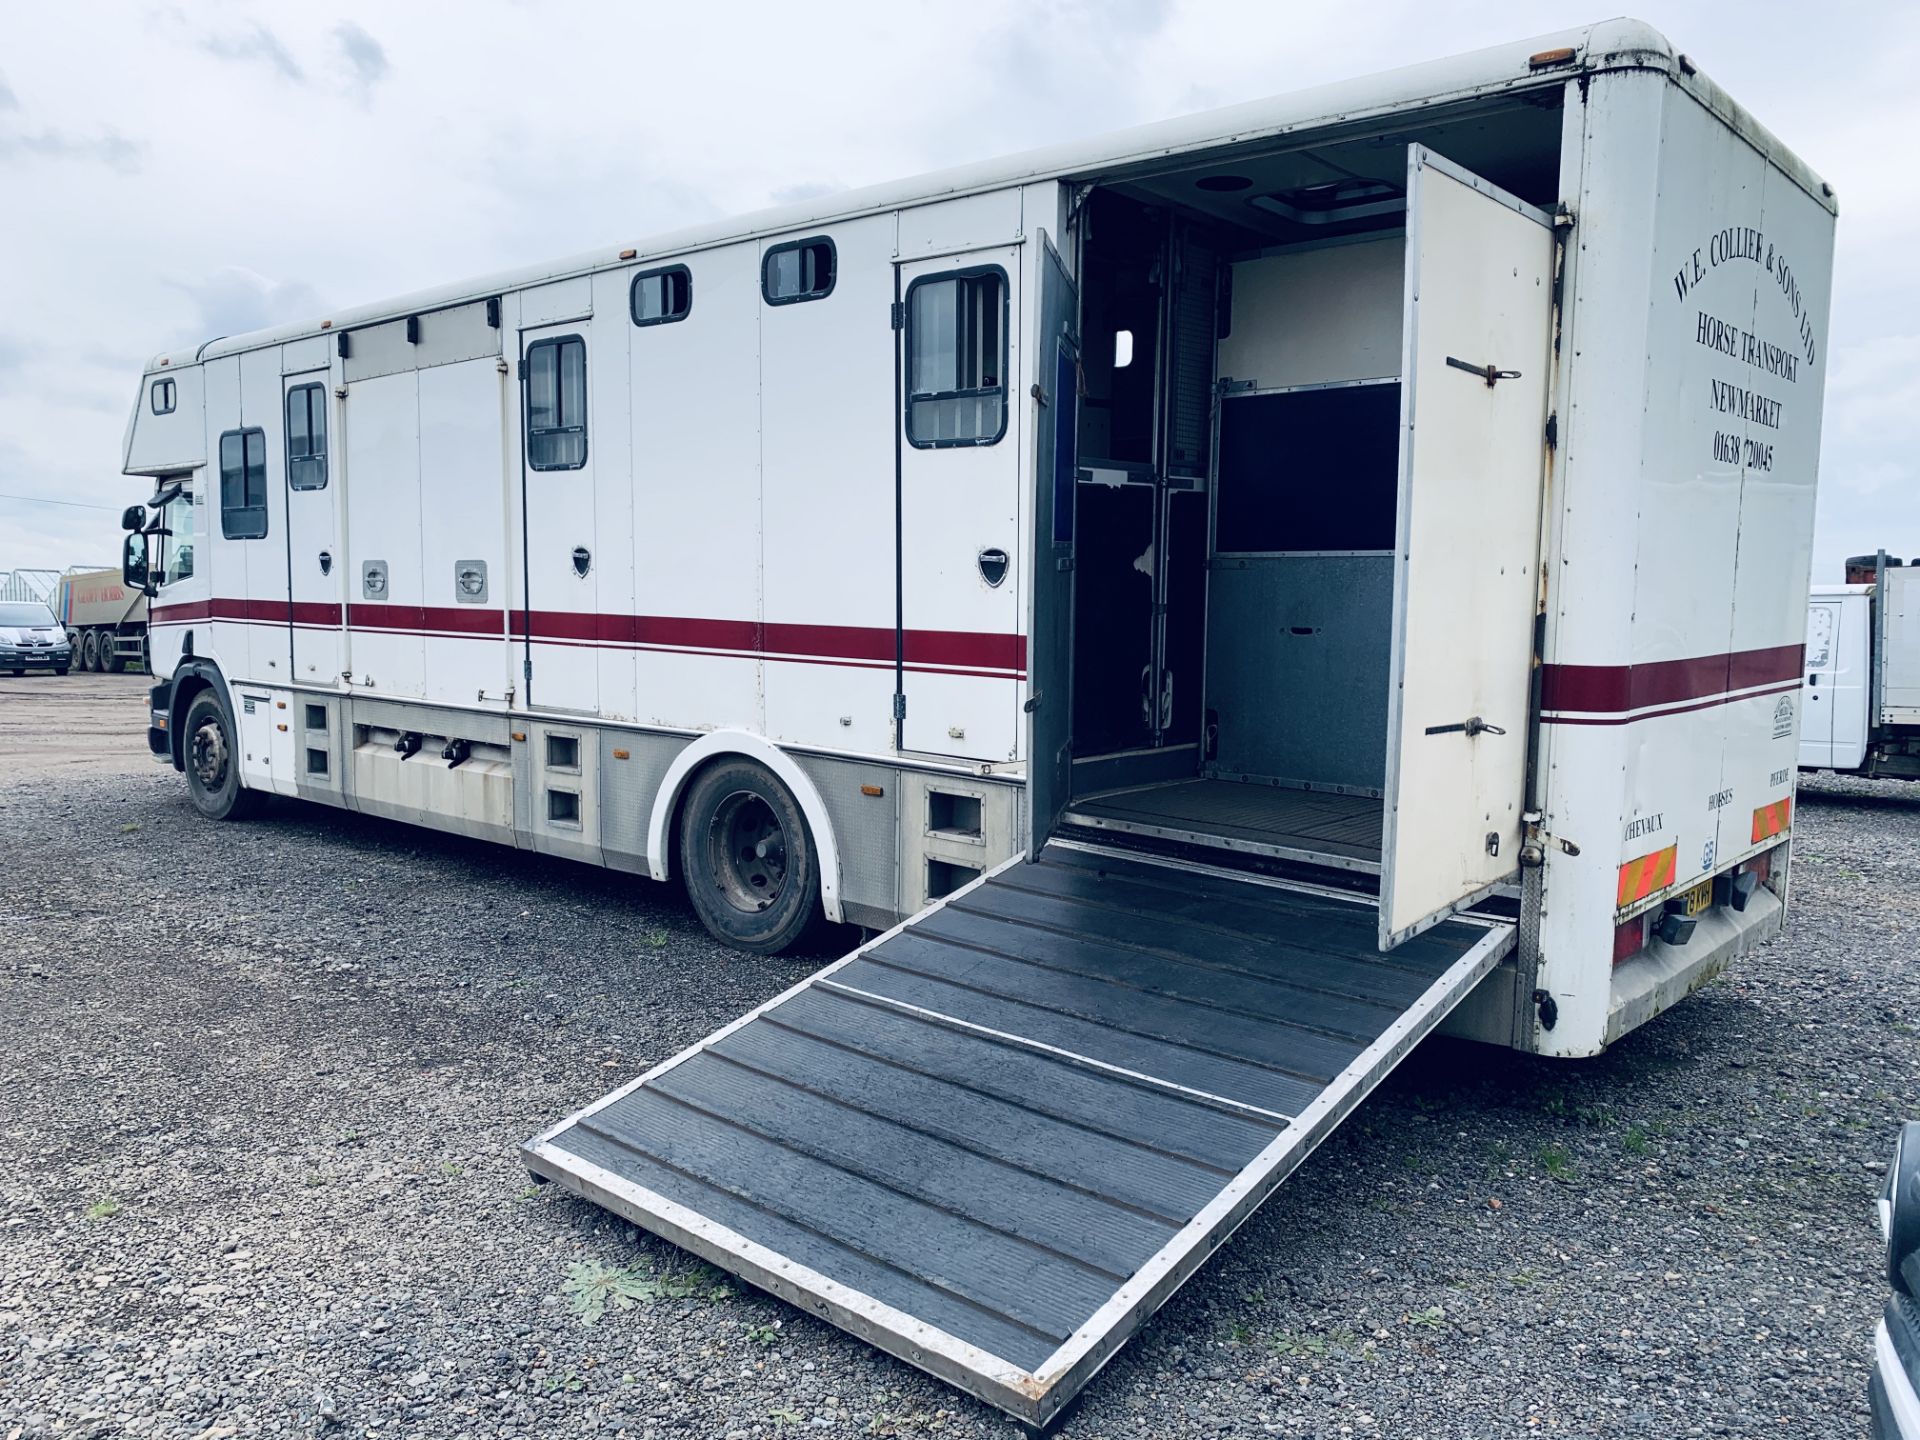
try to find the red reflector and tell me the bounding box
[1613,914,1646,964]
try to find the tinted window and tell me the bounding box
[0,603,58,628]
[630,265,691,326]
[1214,384,1401,553]
[286,383,328,491]
[150,378,176,415]
[526,336,587,470]
[160,489,195,584]
[219,427,269,539]
[906,268,1007,448]
[762,237,835,304]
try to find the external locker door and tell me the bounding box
[1378,145,1555,949]
[896,247,1024,762]
[519,322,599,714]
[283,371,345,685]
[1027,237,1079,850]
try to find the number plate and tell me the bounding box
[1678,880,1713,917]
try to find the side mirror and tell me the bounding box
[122,531,154,596]
[121,504,147,532]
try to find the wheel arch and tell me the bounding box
[646,731,844,925]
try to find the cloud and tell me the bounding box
[201,22,304,83]
[0,128,141,174]
[335,22,388,93]
[769,181,845,206]
[170,267,327,342]
[0,71,17,111]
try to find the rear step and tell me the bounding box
[523,841,1514,1429]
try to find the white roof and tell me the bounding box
[148,17,1832,373]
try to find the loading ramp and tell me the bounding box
[523,842,1514,1429]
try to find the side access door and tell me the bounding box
[1379,146,1555,949]
[283,367,345,686]
[896,247,1024,762]
[1027,235,1079,849]
[1799,598,1840,769]
[517,321,598,714]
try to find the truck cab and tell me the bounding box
[1801,585,1872,772]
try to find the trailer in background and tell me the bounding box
[1801,551,1920,780]
[53,566,147,673]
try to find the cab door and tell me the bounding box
[896,247,1024,761]
[1799,599,1839,769]
[518,322,598,714]
[1378,146,1555,949]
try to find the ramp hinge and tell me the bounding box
[1545,412,1559,450]
[891,692,906,721]
[890,301,905,331]
[1553,203,1576,230]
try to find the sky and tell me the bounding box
[0,1,1909,590]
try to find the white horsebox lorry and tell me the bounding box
[1801,552,1920,781]
[120,20,1833,1426]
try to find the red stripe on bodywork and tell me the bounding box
[515,610,1024,672]
[1540,643,1803,716]
[348,604,505,635]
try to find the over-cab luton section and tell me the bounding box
[120,19,1833,1426]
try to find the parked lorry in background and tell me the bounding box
[54,565,147,672]
[1801,552,1920,780]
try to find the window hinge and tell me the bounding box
[1545,412,1559,450]
[890,301,905,331]
[522,658,532,683]
[516,358,528,381]
[891,693,906,721]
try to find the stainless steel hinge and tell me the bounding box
[891,693,906,720]
[890,301,905,331]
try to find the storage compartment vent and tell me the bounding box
[547,788,581,826]
[926,857,981,900]
[546,734,581,772]
[927,790,984,840]
[304,704,327,732]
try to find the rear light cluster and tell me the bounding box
[1611,845,1779,965]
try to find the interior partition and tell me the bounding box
[1205,233,1405,796]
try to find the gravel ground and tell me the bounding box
[0,678,1909,1438]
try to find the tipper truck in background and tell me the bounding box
[1801,551,1920,780]
[53,565,147,672]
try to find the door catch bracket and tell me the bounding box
[1446,356,1521,386]
[1424,716,1506,737]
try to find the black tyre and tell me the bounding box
[679,759,821,954]
[182,690,264,821]
[53,667,69,676]
[80,631,100,671]
[99,631,124,673]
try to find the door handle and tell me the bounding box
[1424,716,1506,737]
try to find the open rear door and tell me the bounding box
[1027,234,1079,852]
[1379,146,1555,949]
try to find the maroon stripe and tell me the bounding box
[1539,643,1803,715]
[290,600,342,626]
[1542,679,1801,727]
[349,604,505,635]
[514,610,1024,671]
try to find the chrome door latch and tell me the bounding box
[1424,715,1506,737]
[1445,355,1521,386]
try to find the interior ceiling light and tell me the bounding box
[1249,176,1405,225]
[1195,174,1252,192]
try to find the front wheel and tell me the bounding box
[679,759,822,954]
[182,690,264,821]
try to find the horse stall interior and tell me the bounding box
[1058,89,1566,877]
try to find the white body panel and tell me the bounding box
[1884,567,1920,725]
[1799,588,1869,771]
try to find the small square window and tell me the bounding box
[905,267,1008,448]
[525,336,587,471]
[547,788,581,826]
[546,734,581,771]
[762,237,835,305]
[286,383,328,491]
[304,703,327,731]
[150,378,176,415]
[928,790,983,839]
[926,857,981,900]
[630,265,692,326]
[305,747,329,777]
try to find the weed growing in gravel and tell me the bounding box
[1271,1326,1361,1358]
[439,1162,463,1177]
[562,1258,735,1324]
[1507,1268,1539,1287]
[646,930,670,948]
[746,1321,781,1345]
[768,1406,805,1428]
[84,1196,122,1221]
[1623,1125,1651,1156]
[118,822,140,833]
[1537,1143,1575,1179]
[518,1184,544,1201]
[1486,1139,1514,1174]
[1227,1320,1253,1344]
[1405,1305,1448,1330]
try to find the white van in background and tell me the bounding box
[1802,552,1920,780]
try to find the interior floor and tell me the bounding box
[1065,778,1383,875]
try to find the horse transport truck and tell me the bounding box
[118,20,1833,1427]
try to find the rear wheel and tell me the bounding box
[99,631,124,673]
[679,759,821,954]
[182,690,264,821]
[80,631,101,671]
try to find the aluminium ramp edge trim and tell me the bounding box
[522,846,1513,1428]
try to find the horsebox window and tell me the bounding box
[762,237,835,305]
[905,267,1008,448]
[525,336,588,471]
[218,428,269,540]
[630,265,692,326]
[150,377,176,415]
[285,383,328,491]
